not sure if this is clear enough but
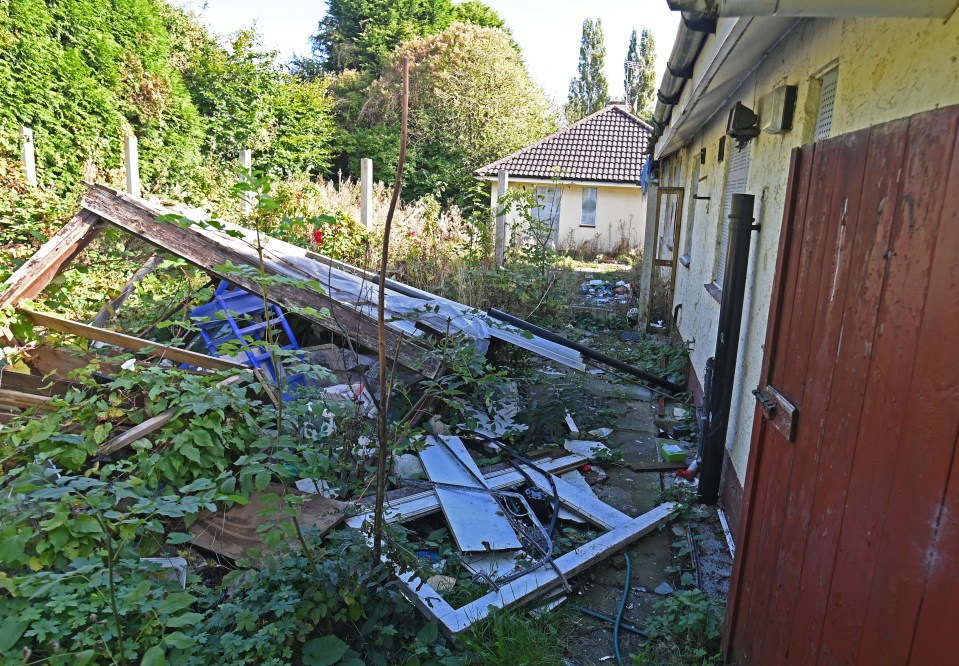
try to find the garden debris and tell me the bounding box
[426,574,457,592]
[588,427,614,439]
[140,557,187,589]
[557,470,600,523]
[462,550,521,579]
[618,331,643,342]
[579,279,633,306]
[189,484,347,561]
[565,412,580,436]
[563,439,611,459]
[654,581,675,596]
[418,436,523,552]
[393,452,425,478]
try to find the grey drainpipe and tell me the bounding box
[664,0,957,18]
[698,193,759,505]
[650,13,714,152]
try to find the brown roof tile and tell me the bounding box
[475,106,652,184]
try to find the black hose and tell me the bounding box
[487,308,683,393]
[459,429,561,539]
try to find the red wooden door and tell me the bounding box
[725,105,959,665]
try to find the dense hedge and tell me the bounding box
[0,0,334,199]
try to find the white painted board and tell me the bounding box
[419,436,522,552]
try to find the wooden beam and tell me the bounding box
[0,371,74,398]
[80,185,440,378]
[22,345,124,379]
[0,210,102,310]
[96,374,243,457]
[90,253,162,327]
[20,309,245,371]
[97,411,175,457]
[0,388,52,410]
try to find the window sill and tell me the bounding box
[679,254,691,268]
[579,225,596,229]
[704,282,723,304]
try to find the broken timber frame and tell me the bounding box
[346,453,677,634]
[80,185,440,378]
[20,309,244,372]
[0,184,440,378]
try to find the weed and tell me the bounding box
[631,590,724,666]
[464,607,570,666]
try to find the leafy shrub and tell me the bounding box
[633,590,724,666]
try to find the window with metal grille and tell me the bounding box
[815,68,839,142]
[580,187,597,227]
[716,143,750,286]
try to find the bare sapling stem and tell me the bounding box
[372,57,410,560]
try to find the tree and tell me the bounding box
[625,27,656,120]
[352,22,557,204]
[309,0,454,74]
[564,18,609,124]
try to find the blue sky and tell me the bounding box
[178,0,681,106]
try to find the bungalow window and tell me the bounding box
[716,142,750,287]
[580,187,597,227]
[815,67,839,142]
[533,186,561,228]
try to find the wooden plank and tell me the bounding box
[346,454,586,529]
[767,127,870,665]
[97,411,176,457]
[0,388,51,410]
[909,434,959,666]
[21,309,245,371]
[725,146,812,662]
[0,210,101,310]
[80,185,441,378]
[816,111,950,666]
[23,345,124,378]
[419,436,522,552]
[0,371,74,398]
[733,141,822,663]
[853,107,959,666]
[905,126,959,666]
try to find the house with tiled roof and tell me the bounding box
[474,102,652,255]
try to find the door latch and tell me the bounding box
[752,387,777,419]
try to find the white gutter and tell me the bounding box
[480,176,642,188]
[666,0,958,18]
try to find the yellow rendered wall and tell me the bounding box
[494,182,647,255]
[668,12,959,484]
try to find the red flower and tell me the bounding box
[312,230,323,245]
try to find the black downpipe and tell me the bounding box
[698,194,757,505]
[487,308,684,394]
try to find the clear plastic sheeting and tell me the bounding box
[177,215,584,370]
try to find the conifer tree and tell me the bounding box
[564,18,609,124]
[625,27,656,120]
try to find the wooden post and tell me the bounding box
[240,149,253,215]
[494,169,509,267]
[360,157,373,230]
[124,136,141,198]
[20,127,36,186]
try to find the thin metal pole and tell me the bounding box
[372,57,409,560]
